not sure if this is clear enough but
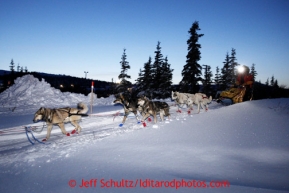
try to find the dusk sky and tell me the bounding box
[1,0,288,86]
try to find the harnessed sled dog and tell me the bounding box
[172,91,212,113]
[33,103,88,141]
[113,91,141,127]
[137,96,170,124]
[187,93,212,113]
[171,91,194,113]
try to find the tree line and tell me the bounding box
[9,59,29,74]
[117,42,173,99]
[116,21,288,99]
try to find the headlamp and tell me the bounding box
[237,66,245,73]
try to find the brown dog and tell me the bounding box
[33,103,88,141]
[113,92,140,126]
[137,96,170,124]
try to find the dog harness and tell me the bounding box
[44,108,87,123]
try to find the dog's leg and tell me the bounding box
[133,111,140,123]
[122,114,128,123]
[159,110,164,122]
[200,102,206,112]
[119,111,129,127]
[197,102,201,113]
[176,104,182,113]
[204,103,208,111]
[44,123,53,141]
[141,113,151,122]
[187,103,192,114]
[78,125,82,132]
[58,123,70,136]
[190,103,194,113]
[71,120,81,133]
[165,108,171,120]
[153,112,157,124]
[121,109,130,123]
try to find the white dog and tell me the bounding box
[171,91,195,113]
[187,93,212,113]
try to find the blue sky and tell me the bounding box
[1,0,288,86]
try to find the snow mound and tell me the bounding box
[0,75,114,113]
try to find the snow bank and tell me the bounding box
[0,75,114,113]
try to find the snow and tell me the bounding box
[0,75,289,193]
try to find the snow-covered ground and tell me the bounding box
[0,75,288,193]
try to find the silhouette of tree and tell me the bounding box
[180,21,203,93]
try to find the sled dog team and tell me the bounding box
[33,91,212,141]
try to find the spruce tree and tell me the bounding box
[135,68,144,91]
[135,57,153,96]
[270,75,275,86]
[202,65,213,95]
[214,66,221,90]
[228,48,238,85]
[118,49,132,91]
[250,63,257,81]
[274,79,279,88]
[265,78,269,86]
[10,59,15,73]
[151,41,164,98]
[180,21,203,93]
[17,63,20,72]
[142,57,153,95]
[159,56,174,98]
[221,52,230,89]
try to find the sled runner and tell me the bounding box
[25,126,45,145]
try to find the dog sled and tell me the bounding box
[216,65,254,105]
[217,86,248,105]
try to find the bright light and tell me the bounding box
[237,66,245,73]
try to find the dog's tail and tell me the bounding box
[77,102,89,114]
[208,96,212,103]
